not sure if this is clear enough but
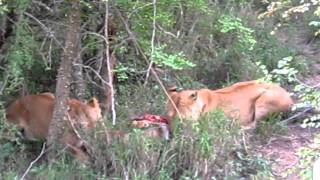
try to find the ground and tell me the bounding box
[254,28,320,180]
[255,125,320,179]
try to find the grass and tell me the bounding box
[0,109,274,179]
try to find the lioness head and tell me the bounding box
[68,97,102,129]
[84,97,102,123]
[167,87,204,120]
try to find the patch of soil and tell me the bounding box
[254,125,320,179]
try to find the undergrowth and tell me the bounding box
[0,110,273,179]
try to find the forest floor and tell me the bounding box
[254,28,320,180]
[255,125,320,179]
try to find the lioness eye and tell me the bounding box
[190,92,197,100]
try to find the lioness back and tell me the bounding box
[6,93,102,140]
[166,80,293,128]
[6,92,55,139]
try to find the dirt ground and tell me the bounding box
[254,27,320,179]
[255,125,320,179]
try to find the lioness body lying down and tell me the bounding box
[5,93,102,161]
[167,80,294,128]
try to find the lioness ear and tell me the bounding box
[167,86,177,91]
[87,97,99,108]
[167,86,178,96]
[189,91,198,101]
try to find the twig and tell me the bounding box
[282,107,313,124]
[85,72,105,89]
[294,75,320,89]
[156,23,179,38]
[74,63,111,88]
[104,1,117,125]
[24,12,63,49]
[128,2,153,19]
[20,143,46,180]
[144,0,157,86]
[115,7,182,120]
[65,112,92,160]
[0,69,8,95]
[32,0,54,13]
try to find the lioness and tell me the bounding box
[5,92,102,161]
[167,80,294,128]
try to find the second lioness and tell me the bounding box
[5,93,102,161]
[167,80,293,128]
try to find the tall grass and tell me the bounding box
[0,109,273,179]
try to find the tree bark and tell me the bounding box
[72,41,86,99]
[47,0,81,161]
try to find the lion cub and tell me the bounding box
[5,92,102,161]
[167,80,293,128]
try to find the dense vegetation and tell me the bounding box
[0,0,319,179]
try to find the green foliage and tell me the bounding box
[5,24,42,92]
[293,84,320,128]
[113,63,129,82]
[30,158,97,180]
[1,0,319,179]
[285,134,320,180]
[0,109,273,179]
[256,56,299,84]
[256,53,320,129]
[0,0,8,14]
[259,0,320,36]
[151,45,195,70]
[253,114,288,144]
[218,15,256,52]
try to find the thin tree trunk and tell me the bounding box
[72,41,86,99]
[101,53,116,113]
[104,1,116,124]
[47,0,81,161]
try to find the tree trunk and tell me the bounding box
[47,0,81,161]
[72,41,86,99]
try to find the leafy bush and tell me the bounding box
[152,45,196,70]
[84,110,272,179]
[256,52,320,128]
[0,109,273,179]
[218,15,257,52]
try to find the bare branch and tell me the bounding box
[128,3,153,19]
[104,1,117,125]
[73,63,111,88]
[20,143,46,180]
[144,0,157,86]
[283,107,313,124]
[0,69,8,95]
[115,7,183,120]
[85,71,105,89]
[32,0,54,13]
[24,12,63,48]
[156,23,179,38]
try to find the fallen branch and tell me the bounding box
[20,143,46,180]
[283,107,313,124]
